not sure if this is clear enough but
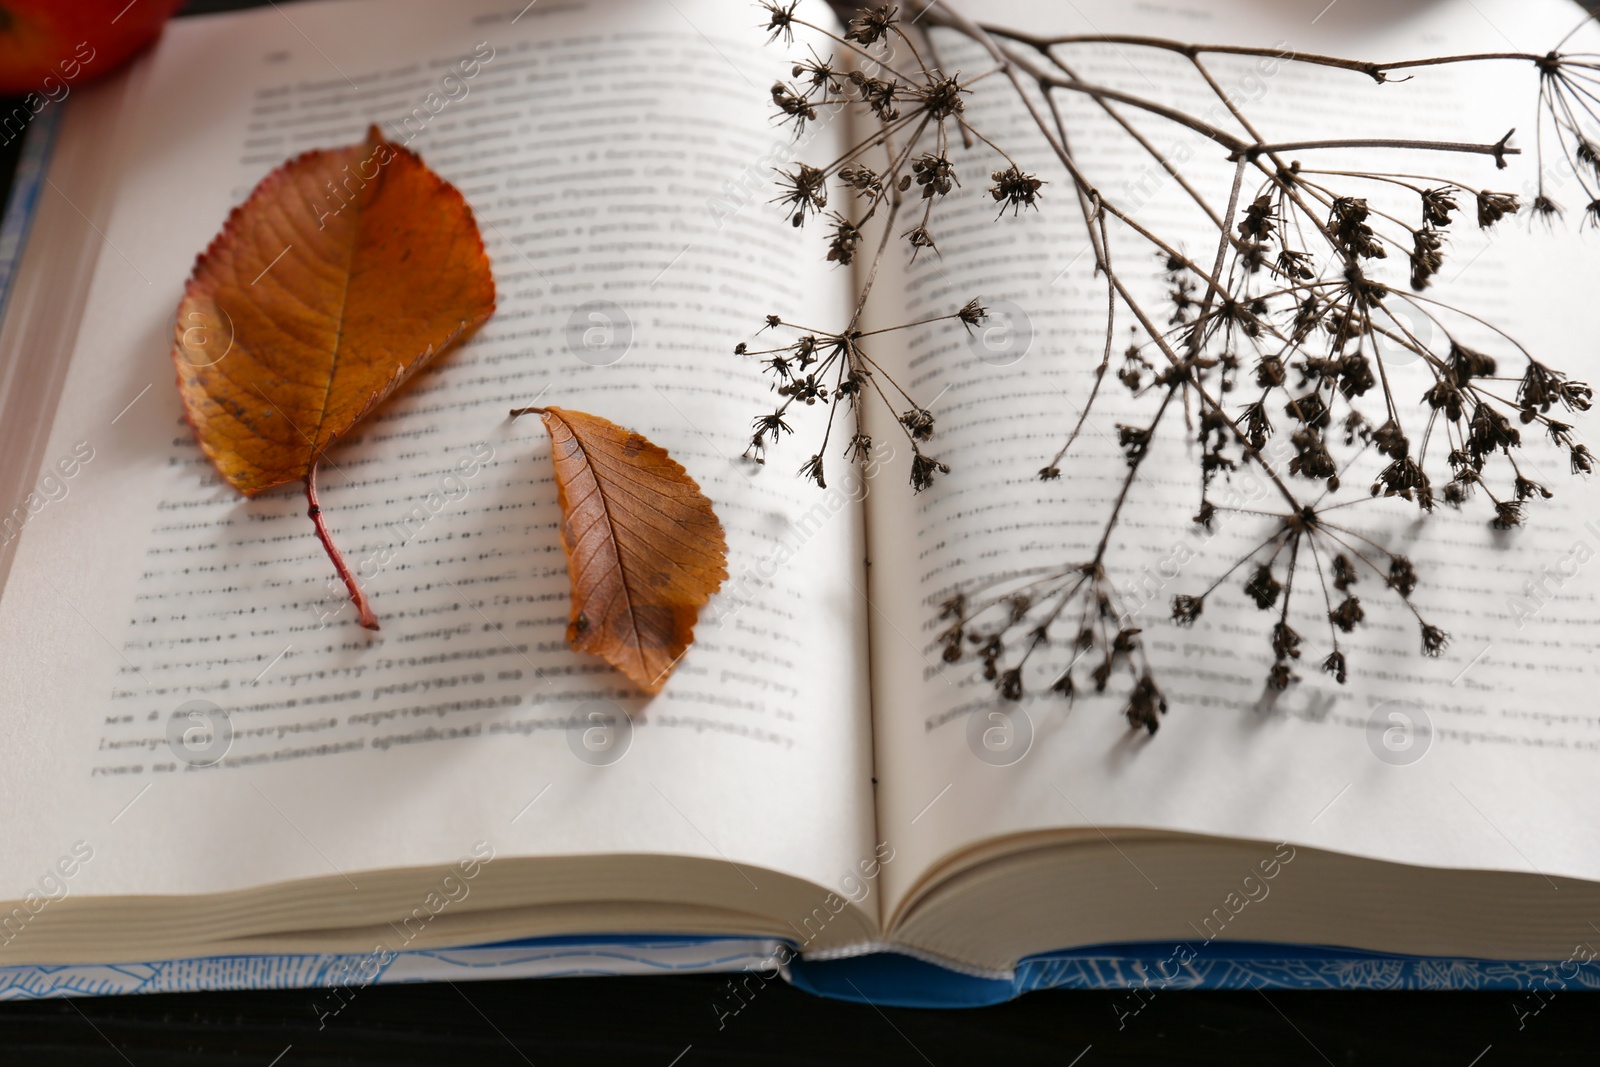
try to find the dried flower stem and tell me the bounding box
[749,1,1599,728]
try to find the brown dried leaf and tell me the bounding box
[516,406,728,694]
[172,125,496,629]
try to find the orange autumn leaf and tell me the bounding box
[172,125,496,630]
[514,406,729,694]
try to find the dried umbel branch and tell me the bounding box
[738,302,982,489]
[743,3,1036,490]
[744,2,1600,732]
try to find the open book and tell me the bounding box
[3,0,1599,1004]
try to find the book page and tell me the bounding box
[864,0,1600,913]
[0,0,880,916]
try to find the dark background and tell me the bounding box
[4,975,1600,1065]
[3,1,1600,1062]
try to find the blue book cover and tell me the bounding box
[0,935,1584,1004]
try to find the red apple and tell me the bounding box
[0,0,187,97]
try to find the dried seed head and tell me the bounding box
[852,74,900,121]
[838,163,882,197]
[844,5,898,46]
[1492,499,1523,529]
[905,225,939,256]
[1531,194,1564,228]
[1420,623,1449,657]
[1172,594,1204,626]
[1332,553,1358,591]
[760,1,799,43]
[912,153,958,199]
[1409,228,1444,290]
[919,74,967,120]
[989,166,1044,216]
[772,164,828,227]
[1271,622,1303,661]
[825,213,863,265]
[799,453,826,488]
[1245,563,1282,610]
[1329,197,1386,260]
[770,81,819,133]
[1387,556,1418,598]
[910,452,949,492]
[899,407,935,441]
[1238,192,1277,240]
[1420,187,1458,228]
[1329,596,1365,633]
[1448,341,1497,385]
[1571,444,1595,475]
[1115,424,1151,465]
[1125,672,1167,734]
[1476,190,1519,228]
